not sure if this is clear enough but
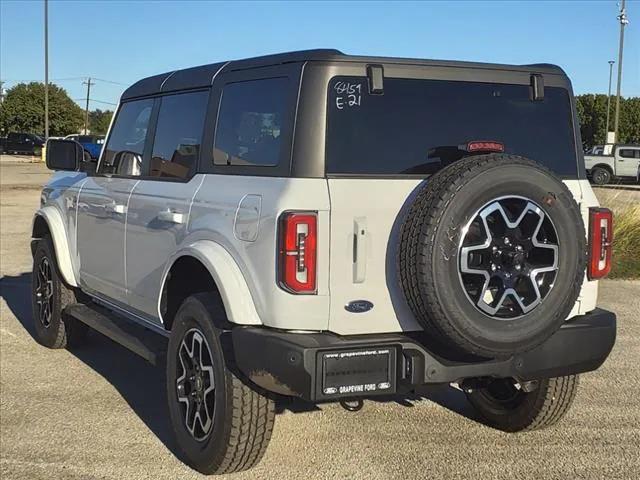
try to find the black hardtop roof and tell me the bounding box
[121,49,567,101]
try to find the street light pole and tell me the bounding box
[613,0,628,144]
[605,60,615,138]
[44,0,49,139]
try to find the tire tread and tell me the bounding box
[175,293,275,475]
[466,375,579,432]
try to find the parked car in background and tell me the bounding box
[0,132,45,155]
[64,134,105,159]
[586,145,605,155]
[585,144,640,185]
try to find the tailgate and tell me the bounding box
[327,178,423,335]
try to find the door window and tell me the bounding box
[619,149,638,159]
[214,77,288,167]
[100,99,153,176]
[150,91,209,179]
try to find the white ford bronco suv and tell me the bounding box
[34,50,616,475]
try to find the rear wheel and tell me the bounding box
[31,236,88,349]
[591,167,611,185]
[465,375,579,432]
[166,293,275,475]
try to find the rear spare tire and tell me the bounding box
[399,154,586,358]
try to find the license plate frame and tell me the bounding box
[317,346,397,399]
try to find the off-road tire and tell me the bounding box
[466,375,579,432]
[31,236,88,349]
[166,293,275,475]
[398,154,586,358]
[591,167,611,185]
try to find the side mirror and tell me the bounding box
[45,139,83,171]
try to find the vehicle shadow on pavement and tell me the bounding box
[1,273,185,461]
[1,273,483,444]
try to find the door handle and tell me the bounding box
[105,203,126,215]
[353,217,367,283]
[157,209,185,225]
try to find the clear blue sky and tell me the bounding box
[1,0,638,110]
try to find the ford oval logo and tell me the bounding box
[345,300,374,313]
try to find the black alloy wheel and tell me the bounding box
[31,236,87,349]
[175,328,216,441]
[459,196,559,319]
[35,257,55,328]
[591,167,610,185]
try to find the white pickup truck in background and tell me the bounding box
[585,144,640,185]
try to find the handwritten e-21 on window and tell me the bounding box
[334,81,362,110]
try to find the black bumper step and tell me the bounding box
[64,303,167,365]
[232,308,616,402]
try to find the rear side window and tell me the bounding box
[326,77,577,177]
[100,99,153,176]
[150,91,209,179]
[619,149,638,159]
[214,77,287,167]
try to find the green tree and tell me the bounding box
[619,97,640,144]
[0,82,84,136]
[88,109,113,135]
[576,94,640,147]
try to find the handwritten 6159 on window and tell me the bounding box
[334,81,362,110]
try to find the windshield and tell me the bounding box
[326,77,577,177]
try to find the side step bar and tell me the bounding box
[64,303,167,365]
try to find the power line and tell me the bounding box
[74,98,118,106]
[1,76,128,86]
[92,77,128,86]
[51,76,88,81]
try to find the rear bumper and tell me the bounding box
[231,308,616,402]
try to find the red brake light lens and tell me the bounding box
[588,208,613,280]
[278,212,317,294]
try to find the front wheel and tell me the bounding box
[465,375,579,432]
[166,293,275,475]
[31,236,88,348]
[591,167,611,185]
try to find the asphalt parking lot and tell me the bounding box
[1,155,638,479]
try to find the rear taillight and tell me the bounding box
[588,207,613,280]
[278,212,317,294]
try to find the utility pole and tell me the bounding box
[44,0,49,139]
[82,77,94,134]
[613,0,628,143]
[605,60,615,139]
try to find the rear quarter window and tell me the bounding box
[326,77,578,177]
[214,77,288,167]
